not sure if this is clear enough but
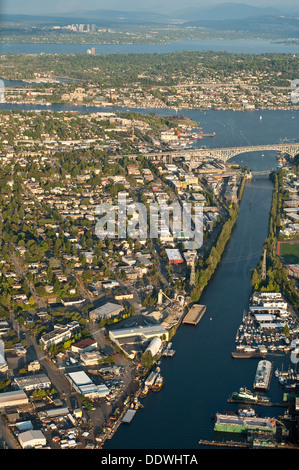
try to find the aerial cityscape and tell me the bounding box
[0,0,299,456]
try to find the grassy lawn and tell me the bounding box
[279,242,299,264]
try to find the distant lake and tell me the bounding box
[1,39,299,55]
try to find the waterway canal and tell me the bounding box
[104,111,299,449]
[105,174,282,449]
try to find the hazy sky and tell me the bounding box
[1,0,299,15]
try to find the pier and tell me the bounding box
[182,304,206,325]
[227,398,287,407]
[199,439,299,450]
[199,439,250,448]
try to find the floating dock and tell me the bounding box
[183,304,206,325]
[232,351,266,359]
[199,439,250,448]
[121,409,136,424]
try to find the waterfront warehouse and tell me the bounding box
[214,414,276,434]
[67,371,109,399]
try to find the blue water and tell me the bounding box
[0,103,297,170]
[1,39,299,55]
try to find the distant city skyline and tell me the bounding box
[1,0,299,16]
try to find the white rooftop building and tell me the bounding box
[18,430,47,449]
[67,371,109,399]
[109,324,169,343]
[0,390,29,409]
[13,373,51,391]
[145,337,162,357]
[89,302,124,322]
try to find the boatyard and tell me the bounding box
[202,287,299,449]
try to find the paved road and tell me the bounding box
[0,418,20,449]
[23,329,80,410]
[10,251,47,309]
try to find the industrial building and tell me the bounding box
[18,429,47,449]
[89,302,124,322]
[145,337,162,358]
[13,373,51,392]
[109,324,168,359]
[0,390,29,409]
[45,407,69,418]
[109,324,169,343]
[66,370,109,399]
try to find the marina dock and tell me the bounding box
[121,409,137,424]
[227,397,287,407]
[183,304,206,326]
[199,439,299,450]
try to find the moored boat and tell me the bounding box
[151,374,164,392]
[253,360,273,391]
[139,385,149,398]
[238,408,256,417]
[230,387,259,402]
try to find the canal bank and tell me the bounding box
[104,173,284,449]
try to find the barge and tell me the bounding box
[183,304,206,325]
[232,350,266,359]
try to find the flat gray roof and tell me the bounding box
[122,409,136,423]
[90,302,123,317]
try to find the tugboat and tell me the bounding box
[139,385,149,398]
[151,374,164,392]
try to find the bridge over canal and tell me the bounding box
[126,142,299,164]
